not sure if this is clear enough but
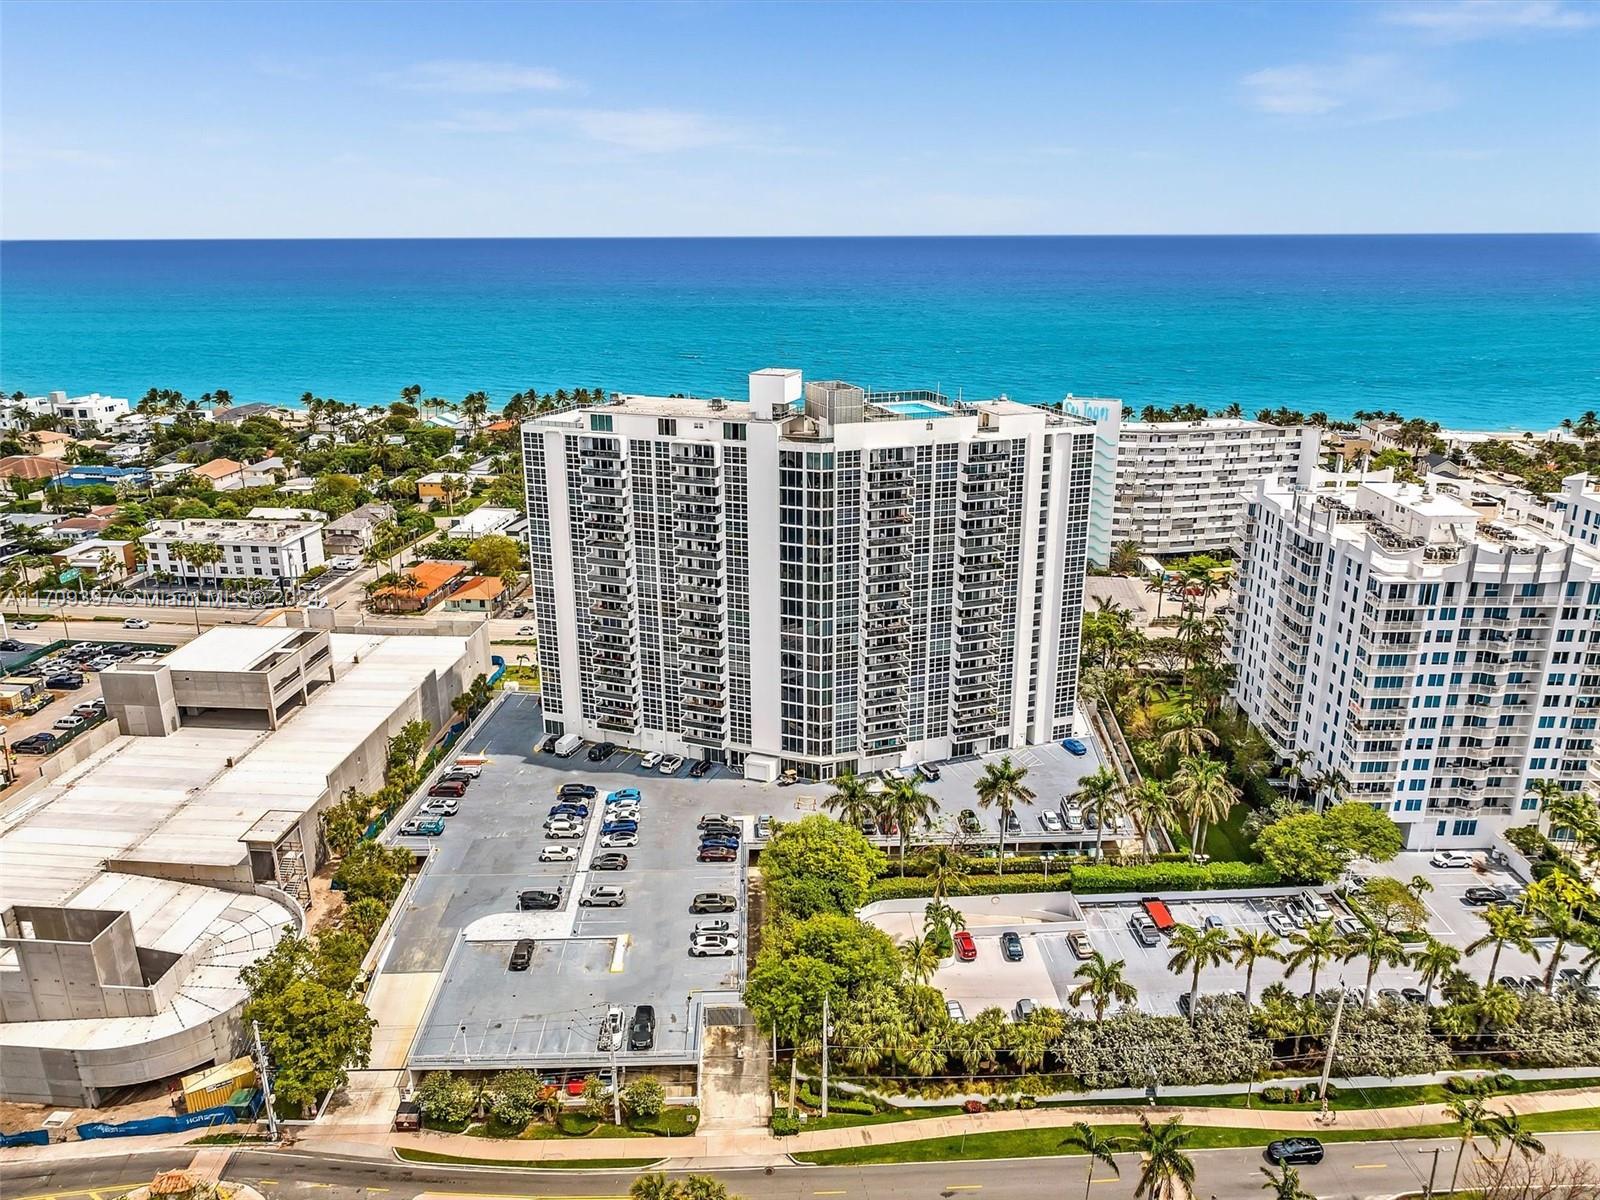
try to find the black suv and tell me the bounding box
[690,892,737,914]
[1463,885,1507,907]
[518,888,562,911]
[508,938,535,971]
[628,1004,656,1050]
[14,732,58,754]
[587,741,617,762]
[558,782,598,799]
[1266,1137,1324,1166]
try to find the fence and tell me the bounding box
[0,1127,49,1148]
[75,1091,261,1140]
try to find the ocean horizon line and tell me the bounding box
[3,231,1597,245]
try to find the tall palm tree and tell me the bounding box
[1258,1163,1314,1200]
[1342,925,1409,1005]
[899,934,941,987]
[1282,748,1313,806]
[629,1173,679,1200]
[1444,1096,1499,1196]
[1308,768,1351,815]
[1061,1121,1122,1200]
[1411,936,1462,1006]
[1529,877,1588,993]
[1486,1111,1546,1193]
[1167,923,1232,1022]
[822,771,876,831]
[1125,778,1170,862]
[1467,905,1542,987]
[1170,754,1238,862]
[1076,766,1121,862]
[1069,951,1138,1021]
[884,777,936,875]
[1158,703,1220,758]
[1284,919,1344,999]
[1231,930,1281,1006]
[975,755,1034,876]
[1132,1115,1196,1200]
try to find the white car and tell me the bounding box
[122,617,150,630]
[659,754,684,775]
[1431,850,1473,869]
[422,798,459,817]
[517,625,536,637]
[329,555,360,570]
[694,919,734,936]
[608,803,640,821]
[600,831,639,848]
[1063,806,1085,832]
[881,767,904,783]
[1039,812,1065,833]
[450,761,484,778]
[689,933,739,958]
[598,1005,625,1051]
[14,620,37,630]
[545,821,585,839]
[579,885,627,907]
[53,715,85,731]
[1265,910,1294,937]
[640,751,663,769]
[539,845,577,863]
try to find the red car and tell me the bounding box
[953,930,977,962]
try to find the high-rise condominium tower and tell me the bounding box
[522,369,1099,780]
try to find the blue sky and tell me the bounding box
[2,0,1595,237]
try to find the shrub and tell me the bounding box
[1071,862,1280,893]
[771,1113,801,1136]
[621,1075,665,1121]
[415,1070,477,1126]
[1260,1085,1288,1104]
[483,1069,543,1130]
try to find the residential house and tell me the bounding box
[369,559,469,613]
[241,456,289,487]
[213,403,308,429]
[49,515,114,542]
[51,538,138,580]
[150,462,195,484]
[323,502,395,555]
[465,457,499,480]
[276,477,317,496]
[24,430,75,460]
[4,391,131,433]
[192,458,247,490]
[447,506,518,538]
[55,465,149,489]
[0,456,70,484]
[416,472,468,507]
[440,575,506,614]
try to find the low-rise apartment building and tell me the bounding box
[1231,472,1600,850]
[141,518,325,581]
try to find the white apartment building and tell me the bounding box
[1232,473,1600,850]
[1,391,132,433]
[1113,418,1320,557]
[1555,473,1600,552]
[141,518,325,581]
[522,368,1098,779]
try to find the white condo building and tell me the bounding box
[1555,472,1600,552]
[141,518,325,581]
[1231,473,1600,850]
[1,391,132,434]
[522,369,1099,780]
[1113,418,1320,557]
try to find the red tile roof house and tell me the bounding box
[368,559,471,614]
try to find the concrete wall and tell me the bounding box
[101,665,180,737]
[0,908,150,1023]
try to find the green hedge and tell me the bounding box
[866,861,1278,903]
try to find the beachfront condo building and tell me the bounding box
[1230,471,1600,850]
[521,369,1098,780]
[1555,472,1600,553]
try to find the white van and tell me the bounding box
[553,734,584,758]
[1301,890,1333,921]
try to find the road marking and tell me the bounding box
[1353,1164,1389,1170]
[814,1191,849,1195]
[945,1187,983,1192]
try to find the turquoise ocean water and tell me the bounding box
[1,235,1594,429]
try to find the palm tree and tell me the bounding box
[1467,905,1541,987]
[1167,923,1232,1022]
[899,934,941,987]
[1231,930,1281,1006]
[1475,983,1522,1033]
[1529,876,1588,993]
[461,391,490,437]
[822,771,875,831]
[1308,768,1351,815]
[1259,1163,1314,1200]
[1132,1115,1196,1200]
[1062,1121,1122,1200]
[1076,766,1121,862]
[1412,936,1462,1006]
[1444,1096,1498,1196]
[1282,748,1313,806]
[1125,778,1170,861]
[1486,1111,1545,1193]
[1342,925,1409,1005]
[884,777,936,875]
[1158,704,1220,758]
[918,839,969,904]
[1070,951,1138,1021]
[629,1174,679,1200]
[975,755,1034,875]
[1284,920,1343,999]
[1170,753,1238,862]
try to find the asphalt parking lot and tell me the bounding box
[384,693,750,1070]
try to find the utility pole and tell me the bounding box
[1317,985,1347,1126]
[821,993,830,1119]
[1420,1145,1443,1200]
[610,1038,621,1126]
[251,1020,280,1142]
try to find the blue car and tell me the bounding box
[602,820,639,835]
[699,835,740,851]
[606,788,641,804]
[549,802,590,818]
[1061,738,1088,756]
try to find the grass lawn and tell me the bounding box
[464,1106,700,1140]
[790,1105,964,1133]
[1133,1076,1600,1114]
[793,1108,1600,1166]
[1203,802,1260,863]
[396,1148,661,1169]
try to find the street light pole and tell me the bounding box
[1420,1145,1443,1200]
[821,993,830,1119]
[251,1020,280,1142]
[609,1039,621,1126]
[1317,985,1347,1125]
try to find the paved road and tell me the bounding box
[10,1134,1600,1200]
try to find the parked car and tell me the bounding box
[1068,930,1095,959]
[508,939,535,971]
[600,831,638,848]
[689,934,739,958]
[1265,910,1295,938]
[549,802,590,819]
[1063,805,1085,832]
[449,761,484,778]
[439,770,475,786]
[694,919,733,936]
[1463,886,1507,907]
[1060,737,1088,756]
[945,999,966,1023]
[1000,931,1024,962]
[1282,899,1312,929]
[958,809,981,834]
[1129,914,1161,947]
[518,888,562,911]
[754,814,774,839]
[591,852,629,871]
[399,817,445,837]
[1040,811,1065,833]
[0,638,22,651]
[629,1005,656,1050]
[880,767,904,783]
[1377,988,1404,1006]
[699,836,739,852]
[123,617,151,629]
[557,782,598,799]
[1266,1137,1324,1166]
[1014,998,1038,1022]
[329,555,361,570]
[539,845,578,863]
[587,741,617,762]
[545,821,585,839]
[607,788,641,804]
[52,715,85,732]
[428,780,466,798]
[88,656,117,671]
[1334,915,1364,937]
[1177,992,1193,1018]
[953,930,977,961]
[598,1005,625,1051]
[698,846,737,863]
[580,885,627,908]
[1430,850,1473,869]
[608,803,641,821]
[602,820,639,836]
[45,673,84,689]
[689,759,713,778]
[659,754,684,775]
[422,797,459,817]
[1401,987,1427,1004]
[698,813,734,829]
[640,751,663,769]
[540,734,560,753]
[691,892,737,914]
[916,762,942,782]
[72,700,105,719]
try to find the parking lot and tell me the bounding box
[383,693,750,1070]
[891,850,1558,1021]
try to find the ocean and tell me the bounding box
[1,235,1595,430]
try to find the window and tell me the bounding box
[658,418,677,436]
[1451,819,1478,837]
[723,422,746,441]
[589,414,613,432]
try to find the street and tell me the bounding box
[8,1133,1600,1200]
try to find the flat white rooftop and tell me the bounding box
[161,625,306,673]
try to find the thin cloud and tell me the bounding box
[383,59,570,94]
[1383,1,1598,41]
[1241,54,1456,121]
[430,106,745,153]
